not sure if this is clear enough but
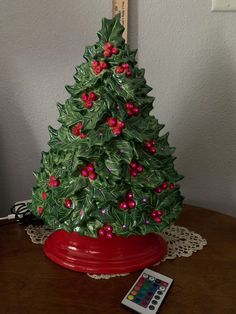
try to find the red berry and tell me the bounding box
[53,180,60,187]
[48,176,60,187]
[149,146,157,154]
[126,102,134,110]
[154,217,162,223]
[88,92,97,101]
[38,207,44,215]
[130,161,138,169]
[119,121,125,128]
[104,225,113,232]
[103,49,112,57]
[81,93,88,102]
[145,141,152,148]
[95,66,102,74]
[100,61,108,69]
[64,199,72,208]
[123,63,130,69]
[112,47,119,55]
[126,70,131,77]
[85,101,93,109]
[92,60,99,68]
[155,186,162,193]
[119,202,128,210]
[150,140,156,146]
[106,231,113,239]
[71,126,81,136]
[151,210,157,218]
[132,107,140,116]
[42,192,47,200]
[113,127,122,136]
[89,172,97,180]
[130,170,137,177]
[116,66,124,74]
[87,163,94,172]
[127,192,133,199]
[98,228,106,237]
[127,109,133,116]
[104,42,113,50]
[79,133,87,139]
[169,183,175,190]
[162,182,168,190]
[107,117,117,127]
[157,209,163,216]
[128,200,136,209]
[48,176,55,187]
[81,169,89,177]
[136,165,143,173]
[71,123,83,136]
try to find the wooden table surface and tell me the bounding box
[0,204,236,314]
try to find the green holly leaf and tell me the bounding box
[97,14,125,48]
[113,139,133,163]
[83,45,97,61]
[83,101,107,130]
[105,155,120,177]
[88,125,115,147]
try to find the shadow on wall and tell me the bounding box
[174,36,236,216]
[0,64,40,216]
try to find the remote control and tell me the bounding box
[121,268,173,313]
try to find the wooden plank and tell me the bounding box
[112,0,128,42]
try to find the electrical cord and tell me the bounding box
[10,201,43,225]
[0,200,44,227]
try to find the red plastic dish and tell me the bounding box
[44,230,167,274]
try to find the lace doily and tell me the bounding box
[25,224,207,279]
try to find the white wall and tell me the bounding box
[0,0,235,217]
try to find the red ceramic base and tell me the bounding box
[43,230,167,274]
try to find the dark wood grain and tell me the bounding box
[0,204,236,314]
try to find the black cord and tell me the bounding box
[10,202,44,225]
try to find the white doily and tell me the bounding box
[25,224,207,279]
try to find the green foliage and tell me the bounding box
[30,14,184,237]
[97,14,125,48]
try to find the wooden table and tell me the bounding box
[0,204,236,314]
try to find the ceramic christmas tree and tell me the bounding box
[29,15,183,274]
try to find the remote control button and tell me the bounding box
[143,273,148,278]
[154,295,160,300]
[127,295,134,301]
[152,300,158,305]
[149,305,155,310]
[160,286,166,291]
[131,290,137,295]
[149,276,155,281]
[157,291,163,295]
